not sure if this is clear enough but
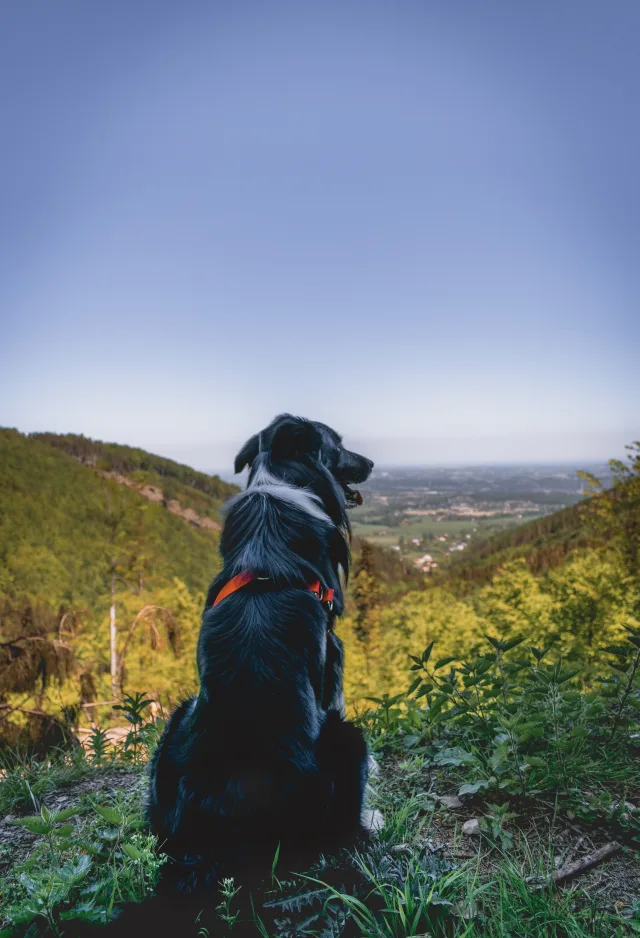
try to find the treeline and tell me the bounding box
[350,536,425,598]
[31,431,238,502]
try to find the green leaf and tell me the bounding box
[422,641,435,665]
[52,807,80,823]
[122,842,144,861]
[59,855,92,882]
[434,747,478,767]
[415,683,433,700]
[18,873,39,895]
[427,697,446,717]
[93,805,123,826]
[12,817,51,835]
[434,656,456,671]
[458,780,490,796]
[514,723,545,741]
[502,636,525,652]
[557,668,581,685]
[406,676,422,696]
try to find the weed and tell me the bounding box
[215,878,242,930]
[113,692,154,765]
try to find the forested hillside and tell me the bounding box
[0,429,238,745]
[337,443,640,706]
[31,431,235,505]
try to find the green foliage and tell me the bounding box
[0,428,223,610]
[113,693,157,765]
[0,429,223,739]
[215,877,243,931]
[87,727,111,766]
[1,782,163,935]
[309,849,464,938]
[359,628,640,850]
[0,748,91,815]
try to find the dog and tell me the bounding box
[75,415,374,935]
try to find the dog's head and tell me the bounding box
[234,414,373,511]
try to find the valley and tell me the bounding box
[352,462,612,571]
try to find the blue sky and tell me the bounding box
[1,2,638,468]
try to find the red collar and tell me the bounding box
[212,573,335,610]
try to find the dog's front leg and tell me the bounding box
[316,711,369,842]
[322,629,346,717]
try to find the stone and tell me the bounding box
[435,794,462,809]
[462,818,481,837]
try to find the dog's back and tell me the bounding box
[146,586,341,892]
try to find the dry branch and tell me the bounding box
[535,841,621,891]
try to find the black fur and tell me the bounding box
[72,416,373,935]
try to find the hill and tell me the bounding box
[336,444,640,705]
[0,429,240,743]
[438,501,593,588]
[0,428,238,607]
[31,430,236,513]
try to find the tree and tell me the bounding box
[352,541,382,644]
[578,442,640,596]
[477,559,554,646]
[101,482,154,700]
[0,599,76,751]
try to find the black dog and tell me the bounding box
[76,416,373,935]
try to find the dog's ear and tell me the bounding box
[234,434,260,473]
[270,417,322,463]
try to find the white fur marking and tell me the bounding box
[368,755,381,778]
[244,460,333,525]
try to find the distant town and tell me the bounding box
[352,462,613,570]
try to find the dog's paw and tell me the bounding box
[361,808,384,832]
[367,755,380,778]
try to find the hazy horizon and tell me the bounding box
[114,427,640,474]
[4,422,637,475]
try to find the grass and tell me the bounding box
[0,748,91,815]
[0,746,638,937]
[1,631,639,936]
[0,772,160,936]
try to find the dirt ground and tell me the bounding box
[0,768,141,879]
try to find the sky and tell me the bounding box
[1,1,638,469]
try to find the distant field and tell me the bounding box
[352,513,545,560]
